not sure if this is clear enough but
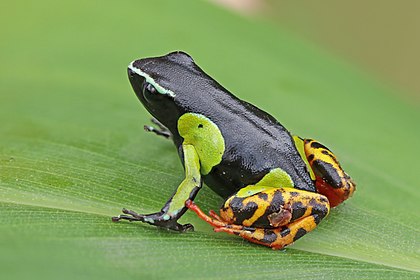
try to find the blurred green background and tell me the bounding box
[214,0,420,103]
[0,0,419,279]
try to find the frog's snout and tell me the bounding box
[128,65,143,81]
[127,67,136,79]
[127,65,145,101]
[127,61,141,79]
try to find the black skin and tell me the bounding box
[118,51,316,231]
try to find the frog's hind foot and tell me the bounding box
[209,209,224,222]
[214,217,318,250]
[188,200,324,250]
[302,138,356,207]
[186,200,290,249]
[186,200,228,228]
[144,118,172,139]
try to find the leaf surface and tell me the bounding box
[0,1,419,279]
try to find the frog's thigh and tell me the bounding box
[221,187,330,228]
[220,167,323,227]
[219,187,330,249]
[217,214,319,249]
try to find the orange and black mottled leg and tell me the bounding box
[186,187,329,249]
[303,139,356,207]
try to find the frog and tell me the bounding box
[112,51,356,249]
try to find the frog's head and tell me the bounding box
[128,51,220,134]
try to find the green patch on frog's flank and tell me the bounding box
[293,136,316,180]
[255,168,294,188]
[178,113,225,175]
[166,144,201,216]
[0,0,419,279]
[236,168,294,198]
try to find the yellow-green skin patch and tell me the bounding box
[178,113,225,175]
[167,144,201,216]
[293,136,315,180]
[236,168,294,198]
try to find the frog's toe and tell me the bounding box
[209,210,223,222]
[144,118,172,139]
[179,223,195,232]
[112,208,145,222]
[111,214,141,222]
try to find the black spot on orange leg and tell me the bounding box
[214,224,299,250]
[258,192,269,201]
[228,197,259,224]
[186,198,328,249]
[303,138,356,207]
[241,190,329,249]
[236,212,317,250]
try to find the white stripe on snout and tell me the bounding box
[128,62,176,98]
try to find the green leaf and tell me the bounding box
[1,0,419,279]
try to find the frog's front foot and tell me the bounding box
[144,118,172,139]
[112,208,194,232]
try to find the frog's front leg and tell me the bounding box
[112,144,201,232]
[144,118,172,139]
[186,187,329,249]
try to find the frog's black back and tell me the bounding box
[178,88,316,198]
[134,52,316,198]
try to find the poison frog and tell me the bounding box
[112,51,356,249]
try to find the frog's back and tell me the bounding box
[174,82,315,198]
[136,52,315,197]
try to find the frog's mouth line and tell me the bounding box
[128,62,176,98]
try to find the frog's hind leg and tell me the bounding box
[302,138,356,207]
[215,216,320,250]
[186,200,242,229]
[144,118,172,139]
[186,187,329,249]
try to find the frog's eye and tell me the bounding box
[145,83,157,95]
[143,82,161,103]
